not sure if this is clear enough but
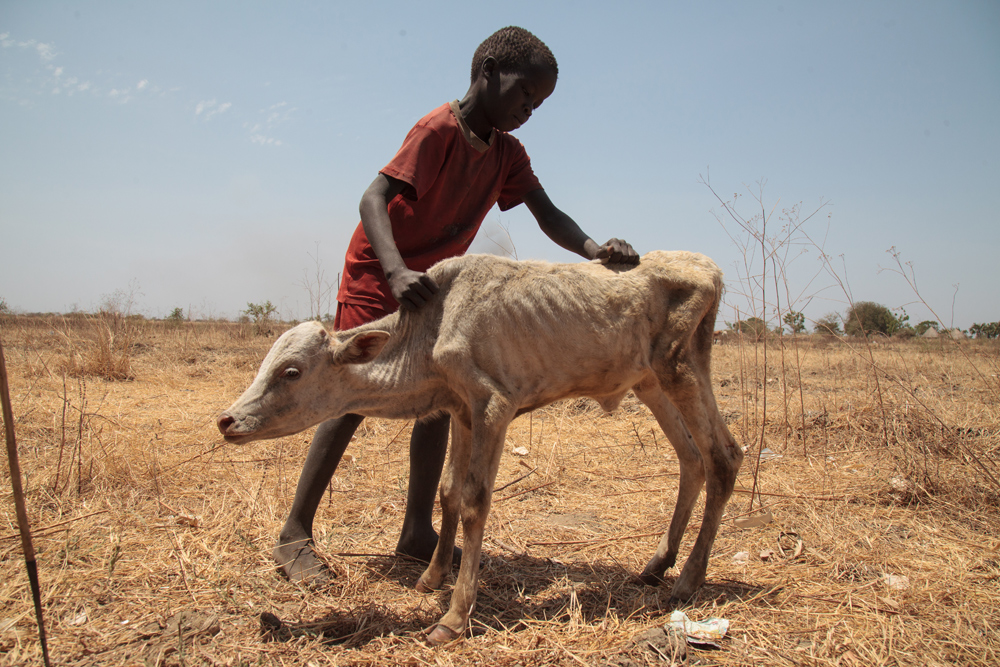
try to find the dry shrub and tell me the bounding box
[717,329,1000,511]
[82,312,142,381]
[55,312,145,381]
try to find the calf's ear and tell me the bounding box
[331,331,391,365]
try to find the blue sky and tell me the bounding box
[2,1,998,329]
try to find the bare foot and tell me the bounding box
[273,539,333,585]
[395,531,462,566]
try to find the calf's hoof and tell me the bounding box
[415,571,443,594]
[636,571,666,587]
[666,596,690,609]
[424,623,462,646]
[668,577,704,602]
[637,554,675,587]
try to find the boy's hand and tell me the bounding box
[388,268,439,311]
[594,238,640,265]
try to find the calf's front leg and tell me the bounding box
[425,403,511,645]
[416,418,471,594]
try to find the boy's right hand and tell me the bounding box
[593,238,640,265]
[388,268,439,311]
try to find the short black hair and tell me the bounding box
[470,26,558,84]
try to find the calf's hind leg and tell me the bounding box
[632,386,706,585]
[659,376,742,600]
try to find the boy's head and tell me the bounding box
[469,27,558,133]
[470,26,558,84]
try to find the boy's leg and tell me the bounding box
[396,412,461,563]
[274,413,364,583]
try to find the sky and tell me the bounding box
[2,1,998,329]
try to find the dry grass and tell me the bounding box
[1,317,998,666]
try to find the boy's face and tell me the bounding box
[484,61,557,133]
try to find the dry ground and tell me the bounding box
[1,316,998,666]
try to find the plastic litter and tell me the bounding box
[757,447,782,461]
[666,610,730,649]
[734,509,773,529]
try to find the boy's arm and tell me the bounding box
[523,189,639,264]
[359,173,439,310]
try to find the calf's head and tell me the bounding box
[217,321,389,444]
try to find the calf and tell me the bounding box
[218,251,742,645]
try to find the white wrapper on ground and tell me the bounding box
[667,610,730,645]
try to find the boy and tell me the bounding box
[275,26,639,582]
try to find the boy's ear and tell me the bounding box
[480,56,498,79]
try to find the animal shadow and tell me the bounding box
[261,552,770,647]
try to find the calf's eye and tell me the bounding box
[283,368,300,379]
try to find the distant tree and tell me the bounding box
[168,307,186,323]
[893,308,910,335]
[845,301,908,337]
[969,322,1000,339]
[914,320,940,336]
[783,311,806,334]
[244,301,278,335]
[99,280,143,317]
[813,313,842,336]
[0,297,9,314]
[298,242,336,322]
[730,316,768,340]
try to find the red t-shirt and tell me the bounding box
[337,101,542,311]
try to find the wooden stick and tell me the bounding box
[495,480,556,503]
[526,531,662,548]
[0,333,52,666]
[493,465,537,494]
[0,508,110,541]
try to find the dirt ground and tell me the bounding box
[1,317,998,665]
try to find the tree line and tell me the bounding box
[729,301,999,339]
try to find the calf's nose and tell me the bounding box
[217,413,235,434]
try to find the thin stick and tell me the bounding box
[603,485,848,502]
[495,480,556,503]
[493,466,537,494]
[527,531,662,548]
[54,370,68,493]
[0,334,53,666]
[161,442,227,471]
[1,508,111,541]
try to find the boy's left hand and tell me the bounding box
[594,238,640,265]
[387,267,440,311]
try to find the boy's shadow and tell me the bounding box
[261,551,769,648]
